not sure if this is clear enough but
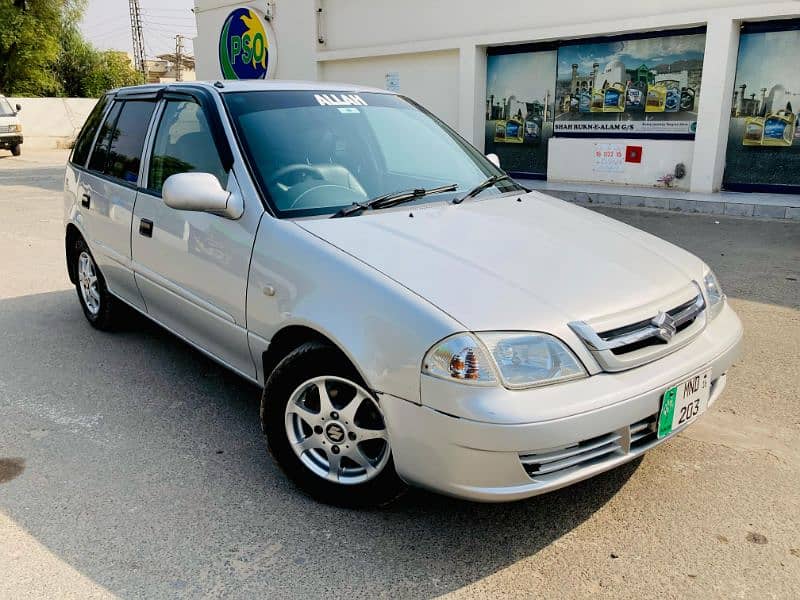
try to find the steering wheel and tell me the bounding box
[268,164,325,187]
[289,184,367,209]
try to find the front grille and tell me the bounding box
[600,296,701,355]
[520,412,663,480]
[568,284,707,371]
[520,432,623,479]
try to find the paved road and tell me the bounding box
[1,150,799,599]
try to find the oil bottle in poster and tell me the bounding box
[663,80,681,113]
[590,89,604,112]
[603,83,626,112]
[579,90,591,113]
[742,117,764,146]
[645,82,667,112]
[626,81,646,112]
[679,87,696,112]
[494,121,506,142]
[762,110,795,147]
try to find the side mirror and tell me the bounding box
[486,153,500,168]
[15,103,21,112]
[162,172,243,219]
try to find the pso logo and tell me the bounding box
[218,8,274,79]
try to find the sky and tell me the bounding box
[79,0,197,59]
[557,33,706,80]
[735,29,800,93]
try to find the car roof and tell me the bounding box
[111,80,391,97]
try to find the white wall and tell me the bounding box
[318,0,757,50]
[320,50,459,128]
[10,97,97,148]
[548,139,695,190]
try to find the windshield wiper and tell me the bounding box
[452,174,521,204]
[331,183,457,218]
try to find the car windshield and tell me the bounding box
[0,98,15,116]
[223,91,521,218]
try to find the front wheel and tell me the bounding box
[262,342,406,507]
[11,144,21,156]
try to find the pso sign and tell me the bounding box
[218,7,276,79]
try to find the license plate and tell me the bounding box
[657,369,711,438]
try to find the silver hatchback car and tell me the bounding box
[64,81,742,506]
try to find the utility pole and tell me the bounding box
[129,0,146,76]
[175,34,184,82]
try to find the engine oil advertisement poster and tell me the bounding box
[485,47,557,177]
[723,21,800,192]
[553,31,705,137]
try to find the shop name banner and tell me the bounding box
[554,31,706,138]
[555,120,696,134]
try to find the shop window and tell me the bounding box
[485,45,557,178]
[722,20,800,193]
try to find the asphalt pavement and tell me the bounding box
[1,150,798,599]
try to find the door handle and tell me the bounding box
[139,218,153,238]
[81,193,90,208]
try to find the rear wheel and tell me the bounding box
[72,239,122,330]
[262,342,406,507]
[11,144,21,156]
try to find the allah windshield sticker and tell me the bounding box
[314,94,368,107]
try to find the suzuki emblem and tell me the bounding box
[651,311,677,342]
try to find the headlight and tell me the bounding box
[703,269,725,319]
[13,124,21,133]
[421,333,497,385]
[422,332,586,389]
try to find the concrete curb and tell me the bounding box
[522,186,800,220]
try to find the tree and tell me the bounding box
[0,0,144,98]
[56,24,97,97]
[82,51,143,97]
[0,0,65,95]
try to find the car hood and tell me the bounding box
[296,192,705,332]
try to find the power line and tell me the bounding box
[140,6,196,13]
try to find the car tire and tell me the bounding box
[11,144,21,156]
[72,238,121,331]
[262,341,406,507]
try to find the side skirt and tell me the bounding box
[108,290,264,388]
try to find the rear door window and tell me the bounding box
[71,95,109,167]
[87,100,156,184]
[105,100,157,183]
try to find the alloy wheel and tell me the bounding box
[284,375,391,485]
[77,251,100,316]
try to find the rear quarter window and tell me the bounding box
[71,95,109,168]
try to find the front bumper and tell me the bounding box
[0,134,22,148]
[381,302,743,502]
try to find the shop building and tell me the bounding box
[192,1,800,204]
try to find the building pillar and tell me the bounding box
[458,44,486,151]
[690,17,741,193]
